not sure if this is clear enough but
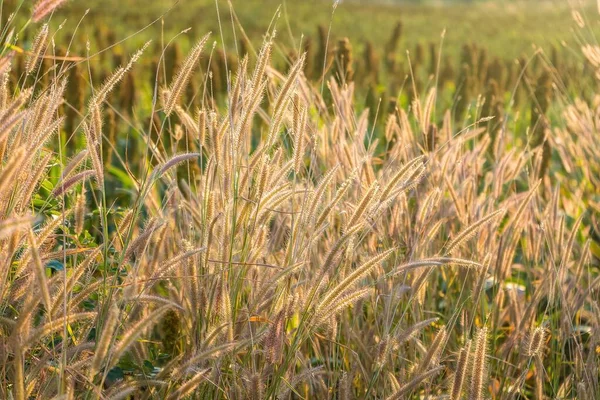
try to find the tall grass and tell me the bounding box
[0,1,598,399]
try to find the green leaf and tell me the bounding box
[106,367,124,382]
[108,165,136,189]
[591,241,600,260]
[46,260,64,272]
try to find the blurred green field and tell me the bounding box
[66,0,591,59]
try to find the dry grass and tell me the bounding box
[0,2,598,399]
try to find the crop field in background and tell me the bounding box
[0,0,599,399]
[69,0,592,57]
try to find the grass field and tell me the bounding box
[67,0,590,58]
[0,0,599,399]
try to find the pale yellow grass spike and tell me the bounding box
[25,312,96,347]
[94,41,150,106]
[90,304,120,379]
[234,78,267,151]
[572,10,585,29]
[417,326,447,373]
[32,0,68,22]
[27,149,55,195]
[450,340,471,400]
[307,165,339,222]
[266,53,306,146]
[25,24,48,75]
[525,326,546,358]
[348,181,379,228]
[386,366,443,400]
[395,318,439,345]
[83,122,104,188]
[318,248,395,312]
[444,209,505,255]
[421,87,436,133]
[155,152,201,179]
[470,327,488,400]
[167,342,239,379]
[50,245,104,317]
[105,305,171,372]
[504,179,541,232]
[315,174,354,228]
[560,213,583,270]
[52,170,94,197]
[251,39,273,87]
[0,214,33,239]
[166,369,211,400]
[27,229,51,310]
[316,287,372,324]
[164,33,211,116]
[0,147,26,195]
[380,155,426,201]
[293,104,308,174]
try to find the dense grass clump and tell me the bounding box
[0,1,599,399]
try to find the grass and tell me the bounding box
[64,0,594,59]
[0,0,599,399]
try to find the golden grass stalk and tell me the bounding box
[450,340,471,400]
[347,181,379,228]
[13,345,25,400]
[386,366,443,400]
[0,147,26,195]
[318,248,394,312]
[577,382,589,400]
[390,257,483,277]
[525,326,546,358]
[315,175,354,228]
[265,309,286,364]
[307,165,339,222]
[395,317,439,345]
[251,39,273,88]
[90,304,120,379]
[49,245,104,317]
[444,209,505,255]
[338,371,352,400]
[123,219,163,262]
[421,87,437,134]
[74,189,86,235]
[164,34,211,116]
[417,325,447,373]
[316,287,372,325]
[32,0,68,22]
[24,312,96,347]
[83,121,104,188]
[0,214,34,239]
[105,305,172,372]
[293,104,308,174]
[469,327,488,400]
[27,229,51,310]
[52,170,94,197]
[155,152,201,178]
[16,152,52,210]
[94,41,150,106]
[380,155,426,201]
[0,111,27,147]
[504,179,541,232]
[0,54,13,82]
[265,54,306,147]
[25,24,49,75]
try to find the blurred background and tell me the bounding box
[4,0,597,168]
